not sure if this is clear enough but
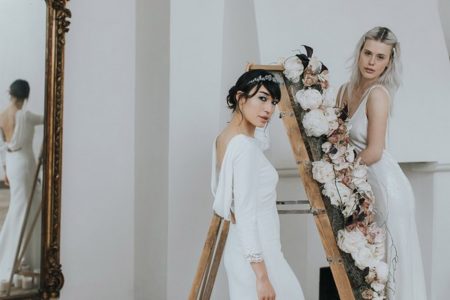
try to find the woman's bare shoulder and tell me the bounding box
[367,85,390,106]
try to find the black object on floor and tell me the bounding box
[319,267,340,300]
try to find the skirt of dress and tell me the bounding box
[223,224,304,300]
[0,150,40,281]
[368,151,427,300]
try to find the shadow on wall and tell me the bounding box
[439,0,450,59]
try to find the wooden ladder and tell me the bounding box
[189,65,355,300]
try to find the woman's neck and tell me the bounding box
[357,77,378,93]
[229,113,255,137]
[9,98,24,110]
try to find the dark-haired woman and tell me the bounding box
[337,27,427,299]
[0,79,43,282]
[212,70,304,299]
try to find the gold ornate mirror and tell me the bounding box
[0,0,70,299]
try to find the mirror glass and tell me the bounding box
[0,0,46,297]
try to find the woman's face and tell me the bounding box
[358,39,392,81]
[238,85,278,128]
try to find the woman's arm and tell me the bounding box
[251,262,276,300]
[358,87,390,166]
[233,139,275,299]
[26,111,44,126]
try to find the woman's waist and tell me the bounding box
[5,144,34,152]
[5,148,35,157]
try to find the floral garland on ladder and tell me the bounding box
[283,46,388,300]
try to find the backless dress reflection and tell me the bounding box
[0,110,43,281]
[340,84,427,300]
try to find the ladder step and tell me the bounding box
[278,209,312,214]
[276,200,309,205]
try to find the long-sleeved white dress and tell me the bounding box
[0,110,43,282]
[212,134,304,300]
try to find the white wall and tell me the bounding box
[61,0,136,299]
[430,165,450,300]
[168,1,225,299]
[134,0,169,299]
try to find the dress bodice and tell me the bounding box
[211,134,279,262]
[0,110,43,167]
[339,83,390,152]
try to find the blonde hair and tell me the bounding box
[348,26,402,99]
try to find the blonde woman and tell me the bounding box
[337,27,427,299]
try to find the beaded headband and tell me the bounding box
[247,74,278,85]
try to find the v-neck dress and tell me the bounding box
[211,134,304,300]
[0,110,43,282]
[340,84,427,300]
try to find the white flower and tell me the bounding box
[283,56,304,83]
[329,145,350,170]
[323,107,339,135]
[371,281,385,293]
[322,142,332,153]
[365,268,377,283]
[353,246,378,269]
[322,87,336,108]
[323,107,338,122]
[345,145,356,163]
[322,181,352,208]
[342,198,358,218]
[368,225,386,245]
[352,164,372,194]
[302,109,329,137]
[328,121,339,134]
[338,228,384,269]
[337,228,367,254]
[368,242,385,262]
[295,89,323,110]
[312,160,335,184]
[375,261,389,284]
[372,294,384,300]
[308,56,322,74]
[352,164,368,183]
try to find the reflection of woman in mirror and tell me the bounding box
[212,70,304,299]
[0,79,43,282]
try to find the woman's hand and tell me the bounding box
[256,275,276,300]
[250,261,276,299]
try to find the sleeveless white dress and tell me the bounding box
[0,110,43,282]
[212,134,304,300]
[341,84,427,300]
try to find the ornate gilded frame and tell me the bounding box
[40,0,71,299]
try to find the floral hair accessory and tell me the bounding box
[247,74,278,85]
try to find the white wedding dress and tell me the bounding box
[0,110,43,282]
[342,84,427,300]
[212,134,304,300]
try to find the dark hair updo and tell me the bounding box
[226,69,281,112]
[9,79,30,101]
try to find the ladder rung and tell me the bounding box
[276,200,309,205]
[278,209,312,214]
